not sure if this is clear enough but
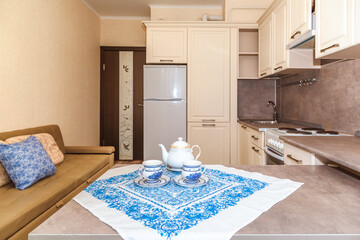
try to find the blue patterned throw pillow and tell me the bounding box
[0,135,56,190]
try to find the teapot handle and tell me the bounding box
[191,145,201,161]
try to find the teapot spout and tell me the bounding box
[158,144,168,164]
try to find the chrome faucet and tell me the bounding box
[267,101,279,122]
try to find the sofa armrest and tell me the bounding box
[65,146,115,155]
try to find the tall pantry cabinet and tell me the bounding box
[144,22,257,165]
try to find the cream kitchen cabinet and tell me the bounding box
[315,0,360,58]
[258,16,272,78]
[238,123,265,165]
[258,0,320,78]
[284,143,317,165]
[287,0,313,43]
[188,28,230,122]
[272,0,287,73]
[238,124,250,165]
[188,123,230,165]
[146,27,187,64]
[249,143,265,165]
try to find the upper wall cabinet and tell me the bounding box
[258,0,320,78]
[258,16,272,77]
[315,0,360,59]
[188,28,230,122]
[287,0,312,43]
[146,27,187,64]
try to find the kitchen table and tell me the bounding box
[29,164,360,240]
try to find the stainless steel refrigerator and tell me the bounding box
[143,65,187,160]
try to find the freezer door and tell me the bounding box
[144,100,186,160]
[144,65,186,100]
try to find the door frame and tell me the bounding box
[100,47,146,159]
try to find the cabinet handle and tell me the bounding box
[274,66,283,71]
[160,59,174,62]
[251,135,259,140]
[260,73,267,76]
[138,103,144,107]
[320,44,340,53]
[202,119,215,122]
[291,31,301,39]
[287,154,303,164]
[241,126,247,129]
[202,124,216,127]
[252,147,259,153]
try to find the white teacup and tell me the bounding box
[181,160,204,183]
[139,160,163,183]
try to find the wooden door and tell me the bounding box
[187,123,230,165]
[100,47,145,161]
[146,27,187,63]
[273,0,288,72]
[288,0,312,43]
[258,16,272,77]
[188,28,230,122]
[315,0,354,58]
[100,51,119,160]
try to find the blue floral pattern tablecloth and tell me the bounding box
[74,165,303,240]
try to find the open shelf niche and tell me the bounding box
[238,29,259,80]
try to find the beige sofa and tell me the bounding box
[0,125,115,240]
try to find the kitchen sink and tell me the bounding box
[251,120,277,124]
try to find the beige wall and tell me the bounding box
[0,0,101,146]
[100,19,146,46]
[150,7,223,21]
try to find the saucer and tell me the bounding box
[166,165,182,172]
[134,175,170,188]
[173,175,209,188]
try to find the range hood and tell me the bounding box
[286,14,315,49]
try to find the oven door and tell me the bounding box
[265,147,284,165]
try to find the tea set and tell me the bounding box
[134,137,209,188]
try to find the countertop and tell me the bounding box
[281,135,360,173]
[30,165,360,240]
[238,120,305,131]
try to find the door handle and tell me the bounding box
[251,135,259,140]
[291,31,301,39]
[202,124,216,127]
[160,59,174,62]
[138,104,144,107]
[241,126,247,129]
[252,147,259,153]
[260,73,267,76]
[287,154,303,164]
[202,119,215,122]
[320,44,340,53]
[274,66,283,71]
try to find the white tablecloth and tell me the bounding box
[74,165,303,240]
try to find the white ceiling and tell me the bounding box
[83,0,224,18]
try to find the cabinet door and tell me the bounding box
[258,16,272,77]
[146,28,187,63]
[284,143,316,165]
[250,144,264,165]
[315,0,354,58]
[273,0,288,72]
[239,125,250,165]
[288,0,312,43]
[188,28,230,122]
[188,123,230,165]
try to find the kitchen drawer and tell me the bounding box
[284,143,316,165]
[248,128,264,149]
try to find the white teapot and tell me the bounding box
[159,137,201,171]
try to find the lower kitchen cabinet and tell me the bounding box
[188,123,230,165]
[249,143,265,165]
[284,143,317,165]
[238,123,266,165]
[238,124,250,165]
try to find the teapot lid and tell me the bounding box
[170,137,190,149]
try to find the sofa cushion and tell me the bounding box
[5,133,64,165]
[0,162,11,187]
[0,154,109,240]
[0,125,65,154]
[0,136,57,190]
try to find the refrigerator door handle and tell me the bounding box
[144,98,185,102]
